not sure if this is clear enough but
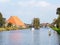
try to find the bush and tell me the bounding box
[52,27,60,34]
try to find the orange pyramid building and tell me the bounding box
[7,16,26,28]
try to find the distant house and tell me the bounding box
[25,23,32,28]
[6,16,26,28]
[40,23,49,27]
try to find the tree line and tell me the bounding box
[0,7,60,29]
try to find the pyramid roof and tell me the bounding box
[7,16,26,28]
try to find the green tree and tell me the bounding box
[56,8,60,28]
[56,8,60,15]
[0,12,5,27]
[7,23,13,27]
[32,18,40,29]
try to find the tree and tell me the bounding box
[56,8,60,28]
[56,8,60,15]
[0,12,5,27]
[7,23,13,27]
[32,18,40,29]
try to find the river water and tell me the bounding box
[0,28,60,45]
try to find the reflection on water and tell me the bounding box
[58,34,60,45]
[32,30,40,45]
[0,28,60,45]
[0,32,3,45]
[9,31,22,45]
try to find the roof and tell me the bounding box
[7,16,26,28]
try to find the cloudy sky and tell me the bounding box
[0,0,60,24]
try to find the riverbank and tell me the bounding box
[52,27,60,35]
[0,27,28,32]
[0,28,6,31]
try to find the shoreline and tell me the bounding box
[0,27,28,32]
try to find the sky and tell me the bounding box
[0,0,60,24]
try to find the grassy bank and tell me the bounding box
[0,28,6,32]
[52,27,60,34]
[0,27,28,32]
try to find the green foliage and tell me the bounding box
[0,12,5,27]
[51,7,60,34]
[52,27,59,30]
[32,18,40,29]
[52,8,60,28]
[52,27,60,35]
[56,8,60,15]
[7,23,13,27]
[56,8,60,28]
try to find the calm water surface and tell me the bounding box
[0,28,60,45]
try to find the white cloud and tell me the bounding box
[0,0,10,3]
[18,1,51,7]
[18,1,35,7]
[37,1,51,7]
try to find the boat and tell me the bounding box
[31,28,35,31]
[48,29,51,36]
